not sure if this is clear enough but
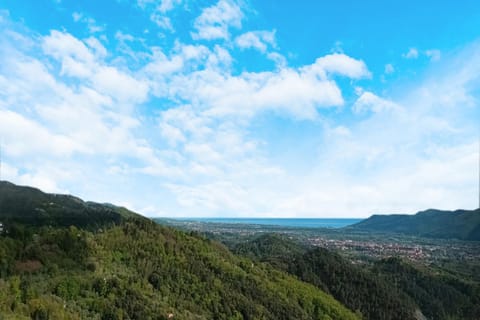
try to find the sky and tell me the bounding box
[0,0,479,218]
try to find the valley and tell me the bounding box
[1,181,479,320]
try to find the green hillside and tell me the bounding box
[233,234,417,320]
[233,233,480,320]
[349,208,480,240]
[0,181,358,320]
[373,257,480,320]
[0,181,140,230]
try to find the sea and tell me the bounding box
[177,218,363,229]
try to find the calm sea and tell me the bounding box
[177,218,363,228]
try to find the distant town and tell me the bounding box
[156,218,480,273]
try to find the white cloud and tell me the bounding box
[72,12,82,22]
[1,8,477,218]
[85,37,107,58]
[43,30,149,104]
[352,91,400,114]
[235,30,276,53]
[43,30,95,64]
[267,52,287,68]
[137,0,182,31]
[92,66,149,104]
[150,13,173,31]
[1,162,64,193]
[192,0,243,40]
[307,53,371,79]
[115,31,135,42]
[167,67,343,119]
[166,181,252,213]
[425,49,441,61]
[403,47,419,59]
[157,0,182,13]
[146,51,371,215]
[0,109,81,157]
[402,47,441,62]
[71,12,104,33]
[148,51,369,120]
[160,122,186,146]
[137,0,181,12]
[0,25,181,201]
[384,63,394,74]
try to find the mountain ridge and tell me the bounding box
[349,208,480,240]
[0,180,143,230]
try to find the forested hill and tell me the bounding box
[0,181,359,319]
[233,234,418,320]
[349,208,480,240]
[233,234,480,320]
[0,180,141,229]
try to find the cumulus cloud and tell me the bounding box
[0,110,81,157]
[384,63,394,74]
[137,0,181,12]
[0,24,175,200]
[235,30,276,53]
[0,7,477,218]
[403,47,441,61]
[307,53,371,79]
[145,50,369,119]
[425,49,441,61]
[403,47,419,59]
[1,162,65,193]
[352,91,400,114]
[191,0,243,40]
[165,66,337,119]
[137,0,182,31]
[71,12,104,33]
[42,30,149,104]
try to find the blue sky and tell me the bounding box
[0,0,479,217]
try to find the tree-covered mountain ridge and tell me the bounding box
[0,180,141,230]
[0,181,359,319]
[349,208,480,240]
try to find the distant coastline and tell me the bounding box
[169,218,363,228]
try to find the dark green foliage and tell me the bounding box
[0,222,358,319]
[234,234,417,320]
[292,248,418,320]
[233,233,480,319]
[0,181,358,320]
[350,208,480,240]
[0,181,142,230]
[234,233,305,270]
[373,257,480,320]
[31,307,49,320]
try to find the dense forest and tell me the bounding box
[233,233,480,320]
[0,181,138,229]
[0,181,358,319]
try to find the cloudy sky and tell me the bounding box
[0,0,479,217]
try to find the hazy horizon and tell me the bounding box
[0,0,479,218]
